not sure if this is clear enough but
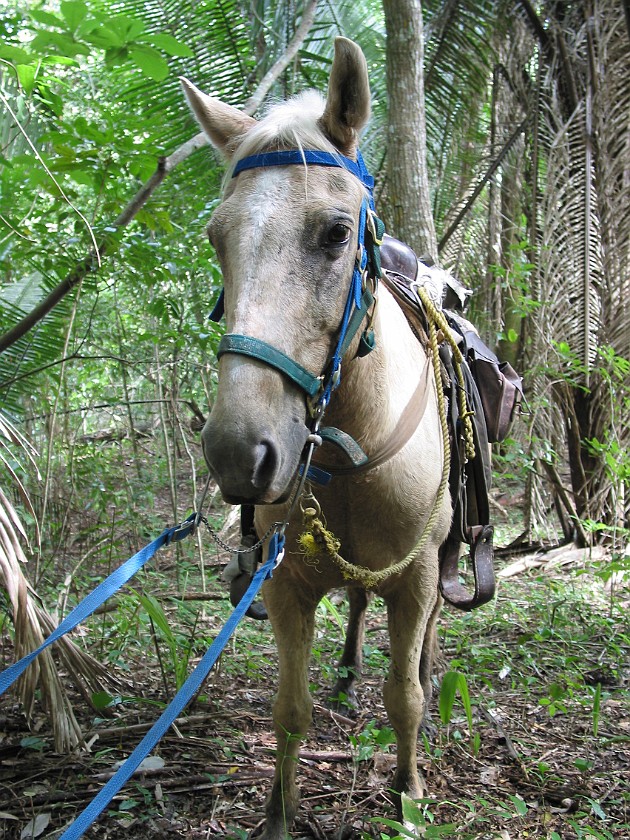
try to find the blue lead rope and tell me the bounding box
[0,515,284,840]
[59,532,284,840]
[0,515,197,698]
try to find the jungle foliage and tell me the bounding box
[0,0,628,750]
[0,0,627,553]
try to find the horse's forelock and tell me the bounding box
[224,91,339,187]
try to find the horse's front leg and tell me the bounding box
[383,560,441,812]
[257,571,319,840]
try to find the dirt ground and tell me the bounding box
[1,544,628,840]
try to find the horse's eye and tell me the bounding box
[326,223,351,247]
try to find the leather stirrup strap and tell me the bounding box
[439,525,495,610]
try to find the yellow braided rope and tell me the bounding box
[298,313,453,589]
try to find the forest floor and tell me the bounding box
[1,476,629,840]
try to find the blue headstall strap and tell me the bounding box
[232,149,375,200]
[209,149,380,327]
[211,148,383,406]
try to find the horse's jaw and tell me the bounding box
[201,362,310,505]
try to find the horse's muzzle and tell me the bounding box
[201,413,309,505]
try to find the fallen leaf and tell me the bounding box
[20,812,50,839]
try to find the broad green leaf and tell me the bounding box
[129,45,169,81]
[508,794,528,816]
[456,671,474,734]
[41,55,77,66]
[30,31,90,57]
[16,64,37,95]
[146,33,194,58]
[439,670,459,724]
[29,10,63,27]
[104,47,129,68]
[401,792,424,828]
[0,45,31,64]
[60,1,88,31]
[109,15,146,43]
[84,24,124,49]
[91,691,115,710]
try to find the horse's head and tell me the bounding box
[182,38,372,504]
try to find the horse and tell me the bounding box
[182,37,452,839]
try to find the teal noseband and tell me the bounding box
[217,334,322,398]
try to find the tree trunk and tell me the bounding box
[382,0,438,261]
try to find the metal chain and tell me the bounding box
[199,515,283,554]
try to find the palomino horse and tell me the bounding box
[182,37,452,839]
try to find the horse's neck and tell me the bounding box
[325,287,430,449]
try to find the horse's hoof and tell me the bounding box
[420,713,438,741]
[327,690,358,717]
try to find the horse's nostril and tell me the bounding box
[251,440,279,489]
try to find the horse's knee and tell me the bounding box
[273,690,313,742]
[383,673,425,735]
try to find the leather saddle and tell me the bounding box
[380,234,498,611]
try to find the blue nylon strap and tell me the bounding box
[232,149,375,195]
[60,532,284,840]
[0,515,197,698]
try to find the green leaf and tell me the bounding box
[508,794,528,816]
[60,1,88,31]
[91,691,115,710]
[456,671,474,734]
[401,792,424,828]
[0,45,32,64]
[588,797,607,820]
[104,47,129,68]
[136,592,175,643]
[30,31,90,57]
[118,798,139,812]
[29,9,64,27]
[439,670,459,724]
[129,45,169,81]
[146,33,194,58]
[85,24,123,50]
[16,64,37,95]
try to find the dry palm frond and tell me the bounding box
[529,1,629,528]
[0,413,121,753]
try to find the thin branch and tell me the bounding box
[438,116,530,252]
[242,0,318,115]
[0,90,101,269]
[0,1,319,355]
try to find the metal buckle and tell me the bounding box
[168,514,197,544]
[307,381,326,418]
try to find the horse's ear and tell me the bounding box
[180,77,256,157]
[319,38,371,155]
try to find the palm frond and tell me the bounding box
[0,412,120,751]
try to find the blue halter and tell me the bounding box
[210,148,384,415]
